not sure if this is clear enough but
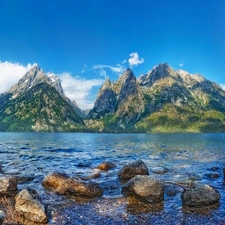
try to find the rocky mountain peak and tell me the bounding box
[138,62,171,86]
[8,65,65,99]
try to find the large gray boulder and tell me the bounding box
[15,189,48,223]
[122,175,164,204]
[181,184,220,207]
[118,160,149,179]
[0,210,4,225]
[42,171,103,197]
[0,176,18,197]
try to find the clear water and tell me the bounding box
[0,132,225,224]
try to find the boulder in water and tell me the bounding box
[42,171,103,197]
[152,167,168,174]
[181,184,220,207]
[15,189,48,223]
[118,160,149,179]
[122,175,164,204]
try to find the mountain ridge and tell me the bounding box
[1,62,225,133]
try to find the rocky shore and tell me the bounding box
[0,159,224,224]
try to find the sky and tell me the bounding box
[0,0,225,109]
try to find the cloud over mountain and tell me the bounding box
[0,61,37,94]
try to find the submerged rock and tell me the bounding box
[15,189,48,224]
[152,167,168,174]
[0,210,4,225]
[0,176,18,197]
[97,161,116,171]
[118,160,149,179]
[122,175,164,204]
[164,184,176,196]
[204,172,219,179]
[181,184,220,208]
[42,171,103,197]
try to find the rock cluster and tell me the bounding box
[0,160,223,224]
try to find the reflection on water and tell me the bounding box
[0,132,225,224]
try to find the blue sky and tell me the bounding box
[0,0,225,109]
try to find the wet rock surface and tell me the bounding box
[122,175,164,204]
[97,161,116,171]
[181,184,220,208]
[152,166,168,174]
[15,188,48,223]
[42,171,103,197]
[118,159,149,179]
[164,184,176,196]
[0,176,18,197]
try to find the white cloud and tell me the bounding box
[0,61,37,94]
[58,72,104,110]
[179,60,185,67]
[92,64,124,78]
[128,52,144,67]
[220,84,225,90]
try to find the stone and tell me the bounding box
[42,171,69,189]
[122,175,164,204]
[204,172,219,179]
[0,210,4,225]
[81,169,101,180]
[164,184,176,196]
[181,184,220,208]
[118,160,149,179]
[97,161,116,171]
[152,167,168,174]
[42,172,103,197]
[0,176,18,197]
[15,189,48,223]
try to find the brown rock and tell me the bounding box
[0,176,18,197]
[15,189,48,223]
[42,172,103,197]
[118,160,149,179]
[97,161,116,171]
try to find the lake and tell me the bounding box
[0,132,225,224]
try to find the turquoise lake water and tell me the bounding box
[0,132,225,224]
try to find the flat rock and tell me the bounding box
[118,160,149,179]
[97,161,116,171]
[42,171,103,197]
[15,189,48,224]
[122,175,164,204]
[0,210,4,225]
[0,176,18,197]
[181,184,220,208]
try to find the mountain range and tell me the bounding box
[1,63,225,133]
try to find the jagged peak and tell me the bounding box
[138,62,171,86]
